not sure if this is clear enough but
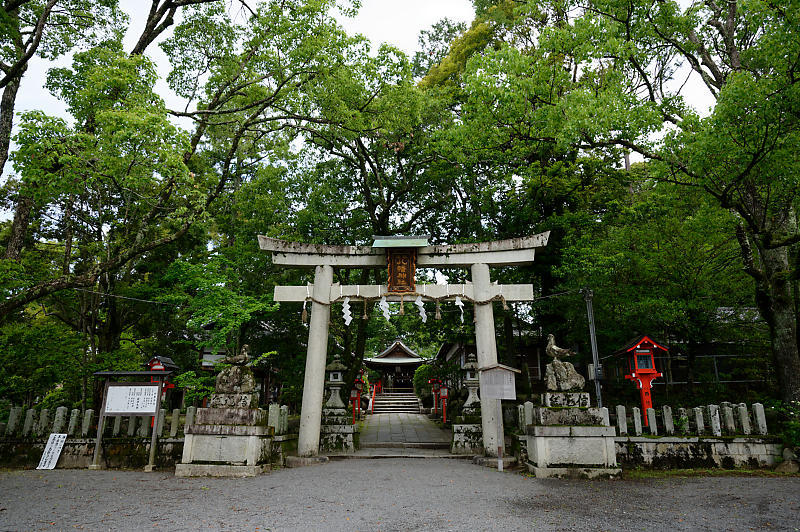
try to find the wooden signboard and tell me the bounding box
[387,248,416,293]
[479,365,519,400]
[103,383,160,416]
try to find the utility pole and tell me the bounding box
[581,288,603,408]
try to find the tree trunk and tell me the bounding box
[760,245,800,402]
[0,71,23,175]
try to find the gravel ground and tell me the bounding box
[1,460,799,531]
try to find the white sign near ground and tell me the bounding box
[104,385,160,415]
[37,433,67,470]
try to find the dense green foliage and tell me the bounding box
[0,0,797,419]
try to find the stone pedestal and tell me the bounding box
[519,392,620,479]
[320,407,356,453]
[176,350,273,477]
[175,407,273,477]
[451,424,483,454]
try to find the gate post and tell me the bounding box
[471,263,501,455]
[297,264,333,456]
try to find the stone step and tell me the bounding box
[328,453,471,460]
[360,441,450,449]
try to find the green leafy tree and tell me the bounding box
[449,0,800,401]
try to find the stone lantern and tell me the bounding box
[462,352,481,414]
[324,354,347,411]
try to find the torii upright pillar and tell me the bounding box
[297,264,333,456]
[472,263,501,455]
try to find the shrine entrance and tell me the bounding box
[259,233,550,456]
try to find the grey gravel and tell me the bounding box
[1,460,799,531]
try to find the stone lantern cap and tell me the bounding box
[326,356,347,373]
[463,352,478,371]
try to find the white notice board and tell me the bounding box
[104,384,160,415]
[480,368,517,400]
[37,433,67,470]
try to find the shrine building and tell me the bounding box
[364,340,425,391]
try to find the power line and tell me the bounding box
[73,288,179,306]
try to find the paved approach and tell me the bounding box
[2,460,799,531]
[360,413,451,447]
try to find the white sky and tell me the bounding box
[13,1,475,123]
[3,0,475,186]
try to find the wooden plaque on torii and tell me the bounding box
[387,248,416,293]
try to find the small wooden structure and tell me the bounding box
[613,335,666,425]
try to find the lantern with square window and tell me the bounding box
[613,335,666,426]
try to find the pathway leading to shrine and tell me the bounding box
[360,413,451,448]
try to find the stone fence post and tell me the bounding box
[662,406,674,435]
[752,403,767,435]
[52,407,68,433]
[722,406,736,434]
[737,405,752,435]
[81,409,93,437]
[646,408,658,435]
[170,409,180,438]
[693,407,705,434]
[632,407,642,436]
[22,409,37,437]
[67,409,80,436]
[5,406,22,436]
[615,405,627,436]
[708,405,722,437]
[37,409,50,435]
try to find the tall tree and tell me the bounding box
[462,0,800,401]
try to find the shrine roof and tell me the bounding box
[371,235,429,248]
[364,357,426,366]
[373,340,421,359]
[364,340,426,367]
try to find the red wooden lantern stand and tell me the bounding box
[615,335,666,427]
[429,379,442,414]
[440,386,448,424]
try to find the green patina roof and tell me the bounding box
[371,235,429,248]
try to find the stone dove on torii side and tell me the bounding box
[546,334,575,359]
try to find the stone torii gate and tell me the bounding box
[259,233,550,456]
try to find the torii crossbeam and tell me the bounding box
[259,232,550,457]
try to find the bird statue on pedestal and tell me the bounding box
[546,334,575,359]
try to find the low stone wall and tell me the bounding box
[616,437,782,469]
[0,438,184,469]
[0,403,298,471]
[0,434,299,470]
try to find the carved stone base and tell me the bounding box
[543,392,590,408]
[320,424,356,453]
[451,424,483,455]
[208,393,259,408]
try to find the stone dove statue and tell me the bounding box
[546,334,575,359]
